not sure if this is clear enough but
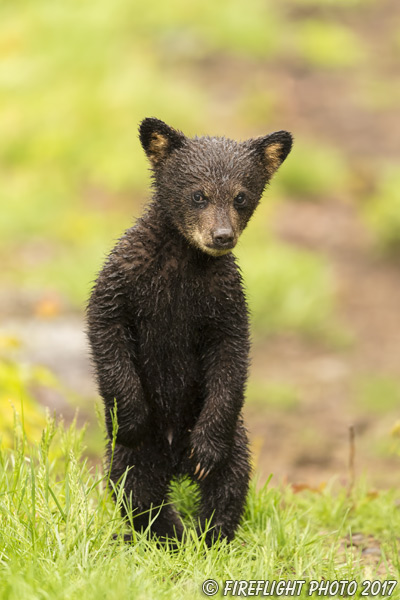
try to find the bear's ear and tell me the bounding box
[251,130,293,178]
[139,118,185,167]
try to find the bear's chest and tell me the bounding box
[132,248,219,330]
[135,284,201,362]
[129,255,218,410]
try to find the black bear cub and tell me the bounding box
[87,118,292,544]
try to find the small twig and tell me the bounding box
[348,425,355,497]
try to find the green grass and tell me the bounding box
[295,20,366,69]
[247,380,300,411]
[353,375,400,415]
[364,167,400,256]
[1,415,400,600]
[241,243,338,340]
[274,141,350,199]
[0,358,55,448]
[0,352,104,458]
[236,202,345,342]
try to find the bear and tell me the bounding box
[87,118,293,545]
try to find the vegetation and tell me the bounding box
[364,169,400,256]
[0,416,399,600]
[0,360,48,449]
[295,19,366,69]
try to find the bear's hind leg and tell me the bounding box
[196,424,251,545]
[110,443,184,543]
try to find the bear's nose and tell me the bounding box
[212,228,234,248]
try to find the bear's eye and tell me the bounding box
[234,192,247,208]
[192,191,207,206]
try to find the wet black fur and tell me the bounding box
[87,118,293,544]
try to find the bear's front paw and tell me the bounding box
[188,429,230,481]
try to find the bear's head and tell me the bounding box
[139,118,293,257]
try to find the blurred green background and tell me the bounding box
[1,0,400,486]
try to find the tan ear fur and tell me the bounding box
[147,133,170,165]
[251,130,292,179]
[264,142,285,176]
[139,118,186,167]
